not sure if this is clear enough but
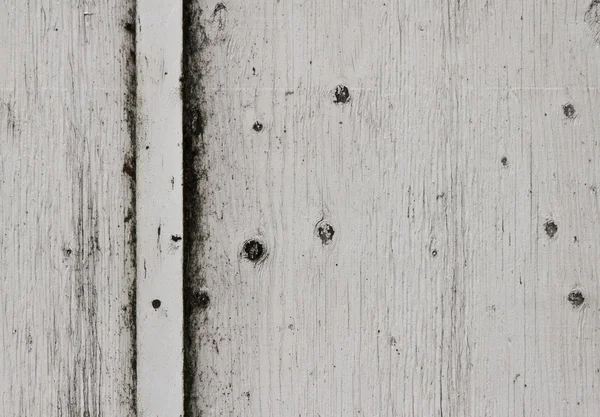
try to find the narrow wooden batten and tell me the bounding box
[136,1,183,415]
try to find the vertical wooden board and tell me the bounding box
[136,0,183,415]
[184,1,600,417]
[456,0,600,415]
[184,0,449,415]
[0,1,137,416]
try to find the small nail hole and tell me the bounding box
[563,103,576,119]
[544,220,558,239]
[252,121,263,132]
[568,290,584,307]
[501,156,508,166]
[431,249,438,257]
[152,299,161,309]
[333,85,350,104]
[316,221,335,245]
[242,239,265,262]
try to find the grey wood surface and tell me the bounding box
[135,0,184,415]
[0,1,137,415]
[183,0,600,416]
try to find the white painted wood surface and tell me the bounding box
[184,0,600,416]
[136,0,184,416]
[0,1,137,416]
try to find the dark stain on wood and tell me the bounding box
[122,153,136,179]
[190,290,211,312]
[501,156,508,167]
[124,281,137,413]
[124,208,133,223]
[182,1,211,415]
[124,22,135,34]
[124,4,138,415]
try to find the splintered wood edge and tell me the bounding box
[136,1,183,415]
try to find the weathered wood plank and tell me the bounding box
[0,1,137,416]
[136,0,184,415]
[183,0,600,416]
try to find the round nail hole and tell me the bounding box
[152,299,161,309]
[501,156,508,166]
[568,290,584,307]
[316,221,335,245]
[252,121,263,132]
[242,239,265,262]
[333,85,350,104]
[562,103,576,119]
[544,220,558,239]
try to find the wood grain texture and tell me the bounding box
[136,0,183,415]
[0,1,137,416]
[184,0,600,416]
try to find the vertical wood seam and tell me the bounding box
[181,1,205,415]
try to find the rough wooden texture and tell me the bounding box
[184,0,600,415]
[0,1,137,416]
[136,0,184,415]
